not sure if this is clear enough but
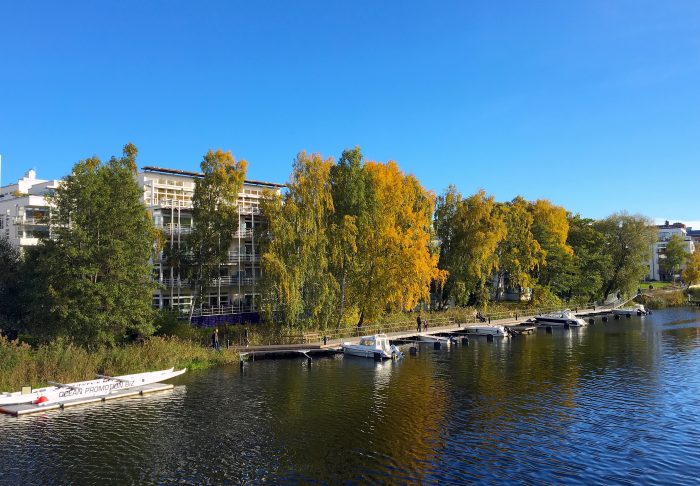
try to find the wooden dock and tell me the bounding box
[234,306,628,363]
[0,382,175,417]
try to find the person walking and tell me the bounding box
[212,328,220,351]
[416,314,422,333]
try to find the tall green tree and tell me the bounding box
[566,214,608,302]
[434,188,505,306]
[259,151,338,329]
[188,149,247,320]
[31,144,157,347]
[595,213,656,300]
[659,234,687,283]
[0,236,23,333]
[328,147,367,327]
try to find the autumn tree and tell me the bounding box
[352,160,437,325]
[659,234,687,283]
[259,152,338,329]
[435,188,505,306]
[493,197,544,301]
[682,251,700,286]
[187,149,247,320]
[530,199,575,298]
[595,213,656,300]
[29,144,157,347]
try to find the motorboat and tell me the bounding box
[0,367,186,407]
[463,325,510,337]
[534,309,587,327]
[342,334,403,360]
[612,304,648,316]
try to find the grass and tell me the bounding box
[0,335,239,392]
[641,281,675,290]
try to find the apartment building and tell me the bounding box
[140,166,283,322]
[1,166,283,323]
[648,221,696,281]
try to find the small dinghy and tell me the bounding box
[612,304,648,316]
[0,368,186,407]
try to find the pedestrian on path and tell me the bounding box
[416,314,422,332]
[212,328,220,351]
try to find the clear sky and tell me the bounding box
[1,1,698,223]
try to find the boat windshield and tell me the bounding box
[359,338,376,346]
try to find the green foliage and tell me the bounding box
[0,235,23,332]
[27,144,157,347]
[0,334,239,391]
[565,214,608,301]
[188,149,247,316]
[530,199,575,297]
[259,151,338,329]
[494,197,544,301]
[659,234,687,282]
[595,213,656,300]
[434,188,505,306]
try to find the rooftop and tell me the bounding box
[141,166,285,189]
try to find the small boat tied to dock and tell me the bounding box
[534,309,588,328]
[0,367,186,417]
[342,334,403,360]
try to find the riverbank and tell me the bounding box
[636,288,689,309]
[0,335,239,391]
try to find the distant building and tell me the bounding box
[0,170,60,248]
[648,221,696,281]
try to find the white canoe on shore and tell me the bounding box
[0,368,186,407]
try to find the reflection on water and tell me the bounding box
[2,308,700,484]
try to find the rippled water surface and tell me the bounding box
[3,308,700,484]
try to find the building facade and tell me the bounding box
[648,222,696,281]
[1,166,283,323]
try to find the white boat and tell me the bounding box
[463,325,510,337]
[342,334,403,359]
[535,309,587,327]
[612,304,647,316]
[417,334,451,343]
[0,367,186,407]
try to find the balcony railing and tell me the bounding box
[158,251,259,263]
[160,276,258,288]
[163,223,193,234]
[13,217,49,226]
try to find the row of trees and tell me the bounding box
[433,187,658,307]
[258,148,439,330]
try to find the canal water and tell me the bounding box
[2,307,700,484]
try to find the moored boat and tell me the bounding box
[463,325,510,337]
[612,304,648,316]
[342,334,403,359]
[0,368,186,407]
[535,310,587,327]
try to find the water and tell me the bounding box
[2,308,700,484]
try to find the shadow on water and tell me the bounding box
[2,307,700,484]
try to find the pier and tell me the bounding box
[235,305,622,364]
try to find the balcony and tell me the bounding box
[13,217,49,226]
[162,223,193,234]
[158,251,259,263]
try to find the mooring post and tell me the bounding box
[487,334,494,342]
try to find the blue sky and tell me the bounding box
[1,1,699,223]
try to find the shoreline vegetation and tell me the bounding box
[0,335,238,392]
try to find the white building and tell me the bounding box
[648,222,696,281]
[1,165,283,322]
[0,170,60,248]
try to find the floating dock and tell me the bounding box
[0,382,174,417]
